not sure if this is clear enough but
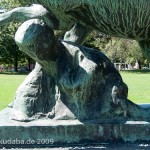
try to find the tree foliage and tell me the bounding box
[84,31,111,50]
[104,37,148,67]
[0,0,33,72]
[85,31,148,67]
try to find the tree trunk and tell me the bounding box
[14,53,18,72]
[138,60,141,69]
[28,57,31,71]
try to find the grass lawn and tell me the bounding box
[0,70,150,111]
[120,70,150,104]
[0,73,27,110]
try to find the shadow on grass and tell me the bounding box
[120,69,150,74]
[0,71,29,75]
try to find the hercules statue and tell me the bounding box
[0,0,150,122]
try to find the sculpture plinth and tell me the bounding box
[1,107,150,148]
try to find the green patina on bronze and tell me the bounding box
[36,0,150,59]
[36,0,150,40]
[0,1,150,122]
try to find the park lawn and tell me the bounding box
[0,73,27,110]
[0,70,150,111]
[120,70,150,104]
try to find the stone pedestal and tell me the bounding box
[0,107,150,148]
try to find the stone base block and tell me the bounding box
[0,108,150,148]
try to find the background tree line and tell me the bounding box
[0,0,33,72]
[85,31,149,69]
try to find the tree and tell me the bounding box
[104,38,146,67]
[84,31,111,50]
[0,0,34,72]
[85,31,148,67]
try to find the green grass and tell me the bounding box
[0,73,27,110]
[0,70,150,111]
[120,70,150,104]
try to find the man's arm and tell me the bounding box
[0,4,59,29]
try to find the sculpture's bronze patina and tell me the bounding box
[0,1,150,122]
[14,19,150,121]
